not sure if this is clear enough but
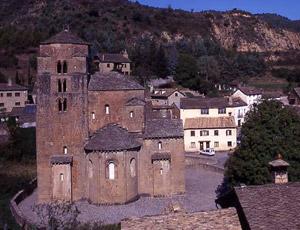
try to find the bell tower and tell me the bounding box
[36,30,90,203]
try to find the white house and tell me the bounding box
[184,117,237,152]
[231,86,262,106]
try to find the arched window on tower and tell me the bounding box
[63,79,67,92]
[130,158,136,177]
[63,146,68,154]
[63,98,67,112]
[58,79,62,92]
[57,61,62,74]
[158,141,162,150]
[58,98,62,112]
[63,61,68,74]
[88,160,93,179]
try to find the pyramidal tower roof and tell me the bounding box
[41,29,89,45]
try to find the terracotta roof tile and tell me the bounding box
[0,83,28,91]
[88,72,144,91]
[184,117,236,129]
[180,97,247,109]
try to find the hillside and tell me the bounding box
[0,0,300,92]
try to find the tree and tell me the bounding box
[224,100,300,188]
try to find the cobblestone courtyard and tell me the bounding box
[19,166,223,225]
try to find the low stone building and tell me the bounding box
[121,208,242,230]
[0,82,28,113]
[36,30,185,205]
[184,117,237,152]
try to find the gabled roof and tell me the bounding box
[144,119,183,139]
[88,72,144,91]
[85,124,141,152]
[97,53,131,63]
[234,182,300,230]
[293,87,300,98]
[151,88,185,99]
[0,83,28,91]
[180,97,247,109]
[184,117,236,129]
[237,86,262,96]
[41,30,88,45]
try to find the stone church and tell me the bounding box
[36,30,185,204]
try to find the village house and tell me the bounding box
[0,81,28,113]
[231,86,262,107]
[36,30,185,205]
[180,97,247,127]
[149,88,186,107]
[94,50,131,75]
[184,117,237,152]
[288,87,300,105]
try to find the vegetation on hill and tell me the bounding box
[224,101,300,189]
[1,0,300,92]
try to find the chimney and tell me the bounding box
[228,96,233,106]
[8,78,12,86]
[269,154,289,184]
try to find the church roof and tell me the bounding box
[144,119,184,139]
[85,124,141,152]
[41,30,88,45]
[88,72,144,91]
[126,97,146,106]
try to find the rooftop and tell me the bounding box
[125,97,146,106]
[0,83,28,92]
[234,182,300,230]
[184,117,236,130]
[97,53,131,63]
[121,208,241,230]
[293,87,300,98]
[88,72,144,91]
[237,86,262,96]
[180,97,247,109]
[85,124,141,152]
[144,119,183,139]
[151,88,185,99]
[41,30,88,45]
[10,105,36,124]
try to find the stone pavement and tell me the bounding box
[19,166,223,225]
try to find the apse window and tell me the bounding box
[63,146,68,154]
[129,111,134,118]
[108,162,115,180]
[130,158,136,177]
[105,104,110,115]
[158,141,162,150]
[60,173,64,182]
[92,112,95,120]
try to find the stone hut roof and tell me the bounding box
[50,155,73,165]
[41,30,88,45]
[144,119,183,139]
[180,97,246,109]
[97,53,131,63]
[126,97,146,106]
[85,124,141,152]
[234,182,300,230]
[237,86,262,96]
[0,83,27,91]
[88,72,144,91]
[184,117,236,130]
[121,208,242,230]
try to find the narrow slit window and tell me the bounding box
[105,104,110,115]
[57,61,62,74]
[129,111,134,118]
[63,61,68,74]
[63,79,67,92]
[63,146,68,154]
[158,141,162,150]
[63,98,67,112]
[92,112,95,120]
[58,79,62,92]
[60,173,64,181]
[108,162,115,180]
[58,99,62,112]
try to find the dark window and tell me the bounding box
[15,102,21,106]
[7,93,12,97]
[15,92,20,97]
[63,61,68,74]
[200,130,209,136]
[58,79,62,92]
[191,131,195,136]
[214,130,219,136]
[57,61,62,74]
[0,93,3,97]
[175,93,178,97]
[105,104,110,114]
[218,108,226,114]
[0,103,4,107]
[228,141,232,147]
[63,98,67,111]
[226,130,232,136]
[107,64,110,68]
[58,99,62,112]
[63,79,67,92]
[201,108,209,114]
